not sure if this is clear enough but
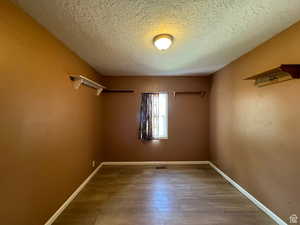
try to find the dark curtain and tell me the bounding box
[139,93,158,140]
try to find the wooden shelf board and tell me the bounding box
[244,64,300,80]
[244,64,300,87]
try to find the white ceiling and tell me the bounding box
[12,0,300,76]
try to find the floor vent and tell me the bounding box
[155,165,167,169]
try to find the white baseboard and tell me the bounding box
[44,163,103,225]
[102,161,210,166]
[208,162,287,225]
[44,161,208,224]
[45,161,286,225]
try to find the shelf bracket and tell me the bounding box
[70,75,106,96]
[73,78,84,90]
[244,64,300,87]
[96,88,103,96]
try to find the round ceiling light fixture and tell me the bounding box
[153,34,174,51]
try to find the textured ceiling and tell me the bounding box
[12,0,300,76]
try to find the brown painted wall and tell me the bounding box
[210,21,300,221]
[0,1,104,225]
[102,76,211,162]
[3,0,299,223]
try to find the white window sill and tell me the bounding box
[153,137,168,140]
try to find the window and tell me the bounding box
[153,93,168,139]
[139,92,168,140]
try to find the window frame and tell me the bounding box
[142,91,168,140]
[158,92,168,139]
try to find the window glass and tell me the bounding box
[153,93,168,139]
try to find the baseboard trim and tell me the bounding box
[102,161,210,166]
[208,162,287,225]
[44,163,103,225]
[45,161,286,225]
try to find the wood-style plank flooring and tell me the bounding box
[53,165,276,225]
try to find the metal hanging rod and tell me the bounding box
[173,91,207,97]
[69,75,106,95]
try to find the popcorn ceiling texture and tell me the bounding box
[12,0,300,76]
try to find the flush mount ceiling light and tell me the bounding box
[153,34,174,51]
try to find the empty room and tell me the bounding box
[1,0,300,225]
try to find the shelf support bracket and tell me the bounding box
[96,88,103,96]
[70,75,106,96]
[73,78,83,90]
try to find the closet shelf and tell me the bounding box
[173,91,207,97]
[244,64,300,87]
[69,75,135,95]
[70,75,106,95]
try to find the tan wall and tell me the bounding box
[3,0,299,223]
[102,76,211,162]
[0,1,104,225]
[210,21,300,221]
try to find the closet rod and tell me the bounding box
[173,91,207,97]
[103,89,135,93]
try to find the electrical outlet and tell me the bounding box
[92,160,96,168]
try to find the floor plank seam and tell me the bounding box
[44,163,104,225]
[208,162,287,225]
[45,161,285,225]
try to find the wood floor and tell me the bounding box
[53,165,276,225]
